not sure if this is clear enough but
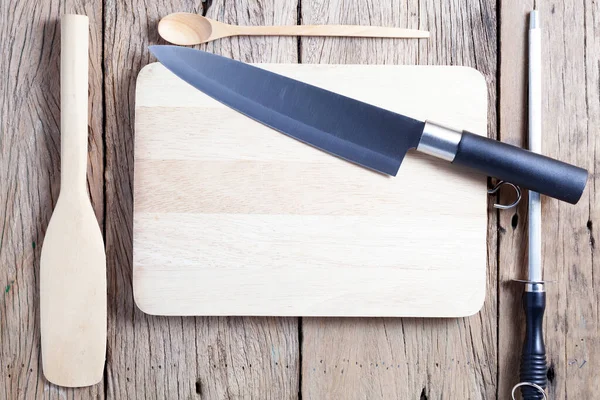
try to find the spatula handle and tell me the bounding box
[61,14,89,194]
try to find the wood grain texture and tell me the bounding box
[103,0,299,398]
[3,0,598,398]
[300,0,499,398]
[133,63,488,317]
[499,1,600,398]
[0,0,104,398]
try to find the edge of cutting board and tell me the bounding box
[133,62,488,317]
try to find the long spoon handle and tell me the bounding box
[235,24,429,39]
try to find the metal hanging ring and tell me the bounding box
[488,180,522,210]
[511,382,548,400]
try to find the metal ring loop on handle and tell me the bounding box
[488,180,522,210]
[511,382,548,400]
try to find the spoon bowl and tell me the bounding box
[159,13,231,45]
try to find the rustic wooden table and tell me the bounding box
[2,0,598,398]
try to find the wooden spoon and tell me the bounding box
[158,12,430,45]
[40,14,106,387]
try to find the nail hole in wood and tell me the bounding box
[201,0,213,17]
[547,364,555,383]
[511,214,519,229]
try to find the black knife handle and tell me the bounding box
[520,290,547,400]
[452,132,587,204]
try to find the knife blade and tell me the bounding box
[149,45,588,204]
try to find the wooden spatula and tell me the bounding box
[40,14,106,387]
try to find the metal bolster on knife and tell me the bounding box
[416,121,462,161]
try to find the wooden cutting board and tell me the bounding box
[133,62,488,317]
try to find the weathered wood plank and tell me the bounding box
[300,0,498,398]
[497,1,533,398]
[0,0,104,398]
[499,1,600,398]
[103,0,299,398]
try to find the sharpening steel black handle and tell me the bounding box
[519,291,547,400]
[452,132,588,204]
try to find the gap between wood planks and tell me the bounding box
[494,0,502,399]
[102,0,108,397]
[297,3,303,399]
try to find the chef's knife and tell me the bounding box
[149,45,588,204]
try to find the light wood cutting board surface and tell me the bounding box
[134,62,488,317]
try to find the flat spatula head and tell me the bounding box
[40,194,106,387]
